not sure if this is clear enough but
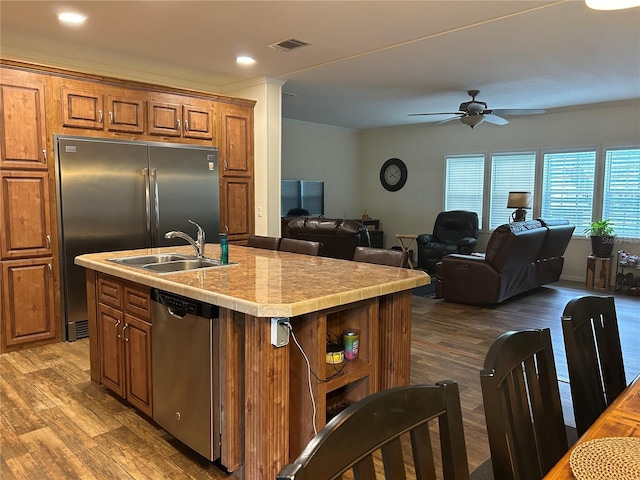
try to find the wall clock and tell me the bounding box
[380,158,407,192]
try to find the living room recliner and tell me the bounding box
[417,210,479,272]
[435,219,573,305]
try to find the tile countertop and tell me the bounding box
[75,244,430,318]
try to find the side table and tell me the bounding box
[586,255,612,289]
[395,234,417,269]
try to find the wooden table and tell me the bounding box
[396,234,417,269]
[544,373,640,479]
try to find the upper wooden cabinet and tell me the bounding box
[62,87,145,134]
[148,100,213,140]
[62,87,105,130]
[0,170,52,259]
[0,69,48,170]
[220,104,253,177]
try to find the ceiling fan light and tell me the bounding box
[585,0,640,9]
[460,115,485,128]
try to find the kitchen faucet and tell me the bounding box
[165,220,205,258]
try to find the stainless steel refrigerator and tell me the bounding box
[55,136,219,340]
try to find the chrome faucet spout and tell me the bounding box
[165,220,205,258]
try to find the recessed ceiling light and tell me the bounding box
[58,12,87,25]
[236,56,256,65]
[585,0,640,9]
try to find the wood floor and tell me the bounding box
[1,281,638,479]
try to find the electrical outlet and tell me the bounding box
[271,318,290,347]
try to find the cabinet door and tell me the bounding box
[0,71,48,170]
[182,103,213,140]
[98,303,125,397]
[0,170,52,259]
[220,177,254,241]
[123,314,153,417]
[106,95,145,133]
[147,101,181,137]
[61,87,104,129]
[220,104,253,177]
[1,257,56,351]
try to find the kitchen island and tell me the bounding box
[76,244,429,479]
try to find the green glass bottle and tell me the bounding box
[219,233,228,264]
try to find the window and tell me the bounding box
[603,148,640,239]
[280,180,324,216]
[445,155,484,229]
[490,152,536,229]
[541,150,596,234]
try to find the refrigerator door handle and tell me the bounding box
[152,168,160,244]
[144,168,151,245]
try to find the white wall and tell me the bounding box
[282,103,640,282]
[282,119,361,220]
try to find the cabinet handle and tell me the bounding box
[46,235,51,248]
[223,160,228,171]
[184,119,189,131]
[225,225,229,233]
[122,323,129,342]
[109,111,114,124]
[47,263,52,276]
[177,119,181,130]
[115,319,121,338]
[42,149,47,162]
[98,110,103,123]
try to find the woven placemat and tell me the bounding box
[570,437,640,480]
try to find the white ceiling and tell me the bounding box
[1,0,639,130]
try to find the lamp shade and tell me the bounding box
[507,191,532,209]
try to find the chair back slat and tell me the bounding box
[562,295,626,435]
[481,329,568,480]
[277,382,470,480]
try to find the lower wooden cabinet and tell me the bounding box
[1,257,57,352]
[97,274,152,417]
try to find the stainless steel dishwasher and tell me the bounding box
[151,288,220,461]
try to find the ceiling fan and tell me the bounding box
[408,90,546,128]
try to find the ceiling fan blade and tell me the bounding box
[407,112,462,116]
[489,108,546,116]
[433,116,460,125]
[483,114,509,125]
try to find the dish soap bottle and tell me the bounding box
[219,233,228,264]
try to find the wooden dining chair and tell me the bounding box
[562,295,626,436]
[277,381,470,480]
[480,328,568,480]
[278,238,322,256]
[246,234,281,250]
[353,246,408,268]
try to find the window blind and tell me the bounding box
[603,148,640,239]
[490,152,536,229]
[445,155,484,229]
[541,150,596,234]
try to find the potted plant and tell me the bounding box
[584,219,616,257]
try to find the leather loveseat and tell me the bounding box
[434,219,574,305]
[285,217,371,260]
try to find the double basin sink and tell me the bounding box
[109,253,232,274]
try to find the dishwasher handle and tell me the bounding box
[167,306,187,318]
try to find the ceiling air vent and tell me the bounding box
[269,38,310,52]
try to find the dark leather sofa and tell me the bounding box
[434,219,574,305]
[285,217,371,260]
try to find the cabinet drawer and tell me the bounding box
[124,285,151,320]
[97,275,122,309]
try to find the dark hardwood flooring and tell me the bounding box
[1,281,638,479]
